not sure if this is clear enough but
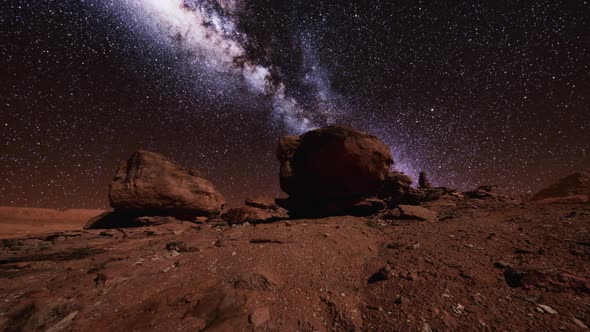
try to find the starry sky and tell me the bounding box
[1,0,589,208]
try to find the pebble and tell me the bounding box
[250,307,270,327]
[452,303,465,315]
[536,304,558,314]
[572,317,588,329]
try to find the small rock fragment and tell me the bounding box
[368,264,393,283]
[250,307,270,327]
[397,205,438,222]
[536,304,558,314]
[452,303,465,315]
[572,317,588,329]
[394,295,411,307]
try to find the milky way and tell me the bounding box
[110,0,343,133]
[1,0,588,207]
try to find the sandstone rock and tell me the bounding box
[464,185,499,199]
[379,172,413,201]
[244,196,279,210]
[419,171,432,189]
[532,171,590,200]
[222,206,286,225]
[368,264,393,283]
[109,150,225,218]
[532,195,589,204]
[250,307,270,327]
[232,272,279,291]
[396,205,438,222]
[277,126,393,200]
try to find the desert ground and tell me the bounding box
[0,197,588,331]
[0,207,105,239]
[1,127,588,331]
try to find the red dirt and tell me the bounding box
[0,199,588,331]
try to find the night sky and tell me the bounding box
[1,0,589,209]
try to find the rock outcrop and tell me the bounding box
[277,126,393,200]
[418,171,432,189]
[532,171,590,201]
[109,150,226,219]
[276,126,393,217]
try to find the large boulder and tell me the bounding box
[109,150,226,218]
[277,126,394,200]
[532,171,590,201]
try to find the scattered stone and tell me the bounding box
[397,205,438,222]
[244,196,280,210]
[381,208,401,220]
[11,262,31,270]
[368,264,393,283]
[536,304,558,314]
[250,307,270,327]
[452,303,465,315]
[464,185,502,199]
[572,317,588,329]
[222,206,276,225]
[94,273,107,286]
[46,311,79,332]
[394,295,411,307]
[165,241,194,252]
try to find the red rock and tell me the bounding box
[109,150,226,218]
[397,205,438,222]
[250,307,270,327]
[532,171,590,200]
[277,126,393,199]
[244,196,279,210]
[221,206,285,225]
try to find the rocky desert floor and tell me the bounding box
[0,199,588,331]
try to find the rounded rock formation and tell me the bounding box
[532,171,590,201]
[277,126,393,200]
[109,150,226,218]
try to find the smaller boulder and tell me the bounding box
[244,196,279,210]
[250,307,270,327]
[418,171,432,189]
[532,171,590,200]
[395,205,438,222]
[222,205,287,225]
